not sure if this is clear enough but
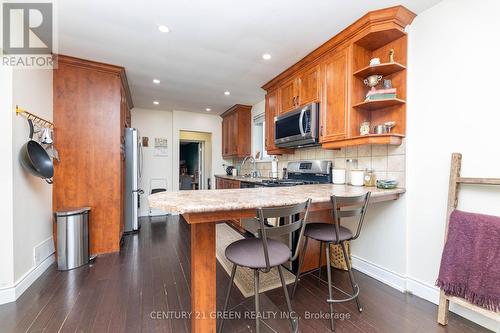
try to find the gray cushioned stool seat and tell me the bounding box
[225,238,290,269]
[304,223,353,242]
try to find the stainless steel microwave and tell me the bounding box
[274,102,319,148]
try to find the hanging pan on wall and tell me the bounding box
[20,119,54,184]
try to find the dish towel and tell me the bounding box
[436,210,500,312]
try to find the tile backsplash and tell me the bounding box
[235,140,406,187]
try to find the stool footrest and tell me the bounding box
[326,285,360,303]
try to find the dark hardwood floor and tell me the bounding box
[0,216,492,333]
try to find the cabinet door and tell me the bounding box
[279,78,298,114]
[298,66,320,106]
[265,90,278,151]
[222,117,229,157]
[320,48,349,142]
[216,177,224,189]
[229,112,238,155]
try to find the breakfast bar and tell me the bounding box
[149,184,405,332]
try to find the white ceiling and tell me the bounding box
[57,0,441,114]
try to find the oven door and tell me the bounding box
[274,103,319,148]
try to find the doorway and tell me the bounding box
[179,140,204,190]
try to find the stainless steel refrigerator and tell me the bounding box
[124,128,143,233]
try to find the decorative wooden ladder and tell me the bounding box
[437,153,500,325]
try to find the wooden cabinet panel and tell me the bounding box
[265,90,278,152]
[221,105,251,159]
[216,177,224,189]
[279,78,298,114]
[320,47,349,143]
[53,55,133,255]
[215,177,240,189]
[265,90,293,155]
[298,66,320,106]
[222,117,229,156]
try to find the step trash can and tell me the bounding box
[55,207,91,271]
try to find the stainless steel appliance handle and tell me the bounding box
[299,108,306,136]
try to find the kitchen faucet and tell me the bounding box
[241,155,261,178]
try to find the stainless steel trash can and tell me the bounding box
[55,207,91,271]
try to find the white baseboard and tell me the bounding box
[351,255,407,292]
[0,253,55,305]
[406,276,440,304]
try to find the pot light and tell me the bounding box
[158,25,170,33]
[205,108,211,112]
[262,53,272,60]
[153,101,159,105]
[153,79,160,84]
[224,91,230,96]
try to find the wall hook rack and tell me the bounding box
[15,105,54,129]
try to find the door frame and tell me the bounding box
[179,139,205,190]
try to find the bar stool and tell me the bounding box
[218,199,312,333]
[292,193,371,331]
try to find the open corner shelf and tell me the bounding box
[353,62,406,78]
[323,134,405,149]
[353,98,405,111]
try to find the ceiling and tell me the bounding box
[57,0,441,114]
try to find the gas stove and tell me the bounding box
[255,160,332,187]
[258,179,320,187]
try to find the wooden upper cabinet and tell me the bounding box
[278,66,320,115]
[320,47,349,143]
[220,104,251,159]
[265,90,294,155]
[279,78,298,114]
[262,6,416,149]
[297,65,320,107]
[222,116,229,156]
[265,90,278,151]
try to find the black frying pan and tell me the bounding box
[19,119,54,184]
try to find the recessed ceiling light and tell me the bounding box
[153,101,159,105]
[153,79,160,84]
[205,108,211,112]
[158,25,170,33]
[224,91,230,96]
[262,53,272,60]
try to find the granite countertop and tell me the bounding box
[148,184,405,214]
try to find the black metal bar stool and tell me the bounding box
[218,199,312,333]
[292,193,371,331]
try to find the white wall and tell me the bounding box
[406,0,500,329]
[0,66,15,289]
[131,108,226,215]
[131,108,174,216]
[0,67,54,304]
[172,110,226,191]
[11,69,54,281]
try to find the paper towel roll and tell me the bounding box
[271,159,278,178]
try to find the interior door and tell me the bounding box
[298,66,320,107]
[320,47,349,142]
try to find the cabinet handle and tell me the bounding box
[292,96,296,106]
[320,126,324,137]
[296,95,300,106]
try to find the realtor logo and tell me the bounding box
[2,2,54,68]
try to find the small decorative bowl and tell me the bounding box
[376,179,398,189]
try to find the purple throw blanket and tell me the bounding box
[436,210,500,311]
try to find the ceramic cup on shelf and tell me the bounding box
[332,169,346,184]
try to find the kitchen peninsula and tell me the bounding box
[148,184,405,332]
